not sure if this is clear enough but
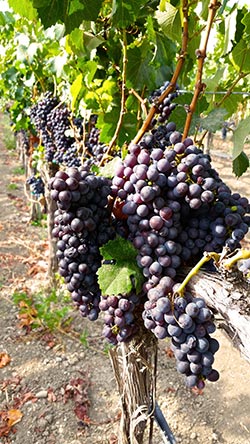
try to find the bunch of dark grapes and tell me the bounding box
[50,167,116,321]
[148,81,179,125]
[81,126,110,169]
[30,93,81,167]
[26,174,45,197]
[111,122,250,288]
[46,105,81,167]
[99,293,143,345]
[143,282,219,388]
[110,119,250,387]
[30,92,59,162]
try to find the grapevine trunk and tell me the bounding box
[109,325,158,444]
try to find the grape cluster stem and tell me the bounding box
[175,252,220,297]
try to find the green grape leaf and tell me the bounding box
[199,108,228,133]
[98,237,145,296]
[223,8,237,55]
[111,0,147,27]
[230,39,250,72]
[126,42,155,90]
[155,1,181,44]
[8,0,37,20]
[70,73,83,111]
[97,109,137,146]
[204,68,225,92]
[242,11,250,39]
[233,152,249,178]
[232,116,250,160]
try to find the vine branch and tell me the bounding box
[182,0,221,140]
[131,0,189,145]
[99,30,128,166]
[215,72,249,108]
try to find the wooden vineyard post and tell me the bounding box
[109,323,158,444]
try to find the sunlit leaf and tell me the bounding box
[232,116,250,160]
[98,237,145,296]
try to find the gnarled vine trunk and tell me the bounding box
[109,324,158,444]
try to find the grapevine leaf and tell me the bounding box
[204,68,225,91]
[242,11,250,39]
[170,105,200,135]
[67,29,85,55]
[200,0,210,20]
[126,42,155,90]
[223,8,237,55]
[98,237,145,296]
[111,0,148,27]
[97,109,137,146]
[199,108,228,133]
[232,116,250,160]
[155,1,181,44]
[70,73,83,112]
[230,39,250,72]
[233,152,249,178]
[8,0,37,20]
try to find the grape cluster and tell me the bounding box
[30,93,81,167]
[143,283,219,387]
[50,167,115,321]
[30,92,59,162]
[148,81,179,125]
[99,293,142,345]
[26,174,45,197]
[111,122,250,288]
[110,119,250,387]
[77,125,112,170]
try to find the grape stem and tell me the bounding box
[175,251,220,296]
[221,249,250,270]
[182,0,221,140]
[99,30,128,166]
[131,0,190,145]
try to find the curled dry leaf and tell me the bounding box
[0,352,11,368]
[7,409,23,427]
[0,409,23,437]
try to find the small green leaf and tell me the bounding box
[98,236,145,296]
[70,73,83,111]
[232,116,250,160]
[200,108,228,133]
[233,152,249,178]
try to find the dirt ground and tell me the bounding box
[0,116,250,444]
